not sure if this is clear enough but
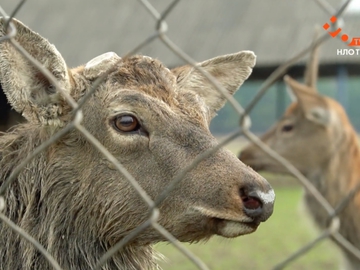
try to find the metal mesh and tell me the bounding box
[0,0,359,269]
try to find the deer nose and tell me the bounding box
[240,187,274,223]
[238,150,252,161]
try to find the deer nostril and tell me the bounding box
[240,188,263,218]
[242,195,262,210]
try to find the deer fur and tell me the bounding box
[0,18,275,270]
[239,31,360,269]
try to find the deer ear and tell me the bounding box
[172,51,256,119]
[304,26,320,89]
[284,75,313,101]
[0,18,72,126]
[284,75,329,126]
[306,107,330,126]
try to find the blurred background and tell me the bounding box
[1,0,359,269]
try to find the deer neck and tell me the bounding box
[307,127,360,201]
[302,125,360,250]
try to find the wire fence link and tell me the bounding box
[0,0,359,269]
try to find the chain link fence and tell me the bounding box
[0,0,359,269]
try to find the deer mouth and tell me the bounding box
[192,206,261,237]
[212,218,260,237]
[246,161,290,175]
[238,153,269,172]
[238,158,267,172]
[240,159,274,173]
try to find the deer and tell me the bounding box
[0,18,275,270]
[239,33,360,269]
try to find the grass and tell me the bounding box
[153,136,341,269]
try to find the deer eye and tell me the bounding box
[281,124,293,132]
[113,115,140,132]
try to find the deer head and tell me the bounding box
[239,28,351,177]
[0,18,275,269]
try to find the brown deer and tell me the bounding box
[239,35,360,269]
[0,18,274,270]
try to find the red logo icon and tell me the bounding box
[323,16,360,46]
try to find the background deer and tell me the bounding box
[0,18,274,270]
[239,34,360,269]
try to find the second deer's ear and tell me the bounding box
[284,75,329,126]
[306,107,330,126]
[304,27,321,89]
[0,18,72,126]
[172,51,256,119]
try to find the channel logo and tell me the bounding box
[323,16,360,46]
